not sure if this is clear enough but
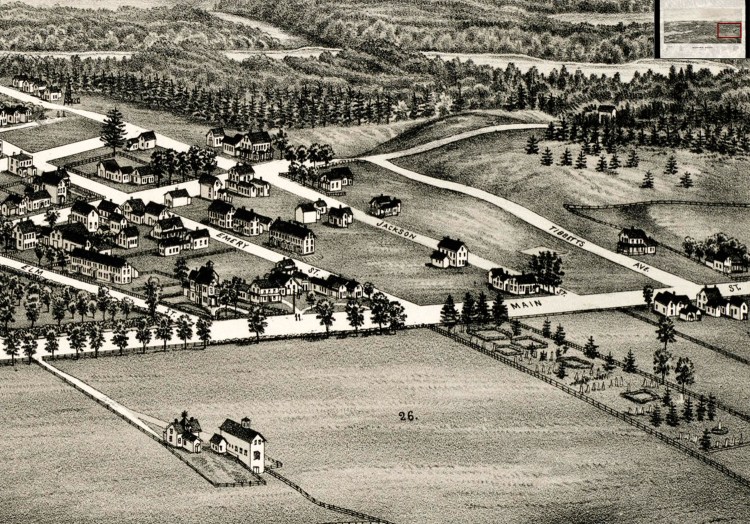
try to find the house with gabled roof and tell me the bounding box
[69,248,138,284]
[164,188,192,208]
[199,173,224,200]
[206,127,225,148]
[138,131,157,150]
[227,163,271,198]
[679,304,702,322]
[48,222,91,252]
[186,228,210,251]
[184,260,220,308]
[218,417,266,473]
[131,165,155,185]
[25,188,51,212]
[69,201,100,233]
[269,219,315,255]
[653,291,691,317]
[489,268,539,295]
[122,198,146,224]
[597,104,617,122]
[8,152,37,178]
[151,216,185,240]
[295,202,319,224]
[115,226,139,250]
[233,207,273,236]
[1,193,27,216]
[696,286,725,317]
[208,199,235,229]
[164,413,202,454]
[328,205,353,228]
[105,212,128,234]
[222,133,245,157]
[369,194,401,218]
[617,227,657,255]
[144,201,170,226]
[97,159,130,183]
[726,296,748,321]
[238,131,274,162]
[311,274,363,299]
[318,166,353,192]
[97,199,121,220]
[12,219,38,250]
[33,169,70,204]
[436,236,468,267]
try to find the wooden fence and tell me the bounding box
[564,200,750,211]
[267,469,394,524]
[429,325,750,491]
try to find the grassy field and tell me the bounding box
[366,110,551,156]
[48,329,750,524]
[175,190,489,305]
[1,116,102,152]
[339,161,656,295]
[524,311,750,414]
[0,364,344,524]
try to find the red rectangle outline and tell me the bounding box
[717,22,742,39]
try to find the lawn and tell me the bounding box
[1,116,102,152]
[524,311,750,415]
[0,364,344,524]
[336,161,657,295]
[50,329,750,524]
[367,109,551,156]
[175,190,489,305]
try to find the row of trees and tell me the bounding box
[683,232,749,266]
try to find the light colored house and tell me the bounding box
[318,166,353,193]
[725,296,748,320]
[227,163,271,198]
[238,131,274,162]
[184,261,220,308]
[97,159,130,183]
[159,236,184,257]
[295,202,319,224]
[597,104,617,122]
[617,227,657,255]
[69,248,138,284]
[489,268,539,295]
[97,199,121,220]
[105,212,129,234]
[679,304,702,322]
[269,219,315,255]
[48,222,91,252]
[25,189,51,212]
[233,207,273,237]
[653,291,691,317]
[115,226,139,250]
[69,201,100,233]
[218,417,266,473]
[122,198,146,224]
[369,194,401,217]
[210,433,227,453]
[311,274,362,299]
[327,205,353,228]
[430,250,450,269]
[696,286,725,318]
[164,189,192,208]
[1,193,27,216]
[12,219,38,250]
[206,127,225,148]
[208,199,235,229]
[186,228,210,250]
[33,169,70,205]
[131,165,156,185]
[222,133,244,157]
[164,414,202,454]
[8,152,37,177]
[138,131,157,150]
[199,174,224,200]
[151,216,184,240]
[707,254,747,275]
[144,201,170,226]
[436,237,468,267]
[313,198,328,216]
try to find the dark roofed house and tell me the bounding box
[69,200,100,233]
[269,219,315,255]
[209,433,227,453]
[159,236,185,257]
[33,169,70,204]
[653,291,691,317]
[97,199,121,219]
[436,236,468,267]
[679,303,702,322]
[208,199,235,229]
[144,201,170,226]
[617,227,657,255]
[233,207,273,236]
[295,202,319,224]
[184,260,220,308]
[164,413,202,453]
[597,104,617,122]
[219,417,267,472]
[318,166,353,192]
[199,173,224,200]
[115,225,139,250]
[696,286,724,317]
[206,127,225,148]
[489,268,539,295]
[238,131,273,162]
[328,205,353,228]
[430,249,450,268]
[164,188,192,208]
[222,133,245,157]
[138,131,157,150]
[122,198,147,224]
[13,219,38,250]
[369,194,401,217]
[69,247,138,284]
[151,216,184,240]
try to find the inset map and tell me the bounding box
[664,8,744,44]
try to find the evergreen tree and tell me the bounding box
[491,293,508,326]
[679,172,694,188]
[552,324,566,349]
[511,318,522,337]
[650,405,662,427]
[666,402,680,426]
[696,394,707,421]
[545,121,556,140]
[525,134,539,154]
[662,388,672,407]
[461,292,475,326]
[440,294,459,330]
[643,285,654,307]
[707,394,717,421]
[609,153,621,170]
[560,147,573,166]
[476,292,491,325]
[623,349,637,372]
[604,352,616,373]
[100,107,126,155]
[540,147,553,166]
[664,155,678,175]
[625,149,640,168]
[583,336,599,359]
[700,429,712,451]
[595,155,608,172]
[574,149,587,169]
[675,356,695,392]
[641,170,655,189]
[682,397,694,422]
[542,318,552,338]
[556,360,567,380]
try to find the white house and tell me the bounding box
[327,205,353,228]
[617,227,657,255]
[206,127,225,148]
[295,203,319,224]
[653,291,691,317]
[436,237,468,267]
[218,417,266,473]
[163,414,202,454]
[199,174,224,200]
[164,189,192,208]
[489,268,539,295]
[69,201,100,233]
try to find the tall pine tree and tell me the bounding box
[100,107,126,155]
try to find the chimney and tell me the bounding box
[241,417,252,428]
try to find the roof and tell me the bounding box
[296,202,317,213]
[188,228,210,239]
[11,152,32,161]
[156,216,184,230]
[489,268,536,284]
[183,433,200,443]
[166,188,190,199]
[121,226,139,237]
[139,130,156,141]
[680,304,702,315]
[54,222,90,244]
[98,200,121,215]
[70,247,129,268]
[188,262,219,285]
[207,127,224,136]
[208,199,235,214]
[234,207,272,224]
[109,212,127,223]
[71,200,98,216]
[36,170,69,186]
[28,190,51,202]
[2,193,23,206]
[620,227,651,241]
[700,286,725,307]
[223,133,244,146]
[728,296,747,307]
[199,173,221,186]
[120,166,135,176]
[219,419,266,443]
[270,219,315,239]
[159,236,184,248]
[431,250,448,260]
[133,165,153,177]
[370,194,401,206]
[598,104,617,111]
[329,205,353,218]
[653,291,690,307]
[437,236,466,252]
[251,276,280,290]
[124,198,146,214]
[145,201,168,216]
[209,433,226,446]
[99,158,120,172]
[231,163,255,176]
[14,219,36,233]
[246,131,272,144]
[321,166,353,181]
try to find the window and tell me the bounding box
[253,451,260,461]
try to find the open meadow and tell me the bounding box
[1,116,102,152]
[49,328,750,524]
[0,364,343,524]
